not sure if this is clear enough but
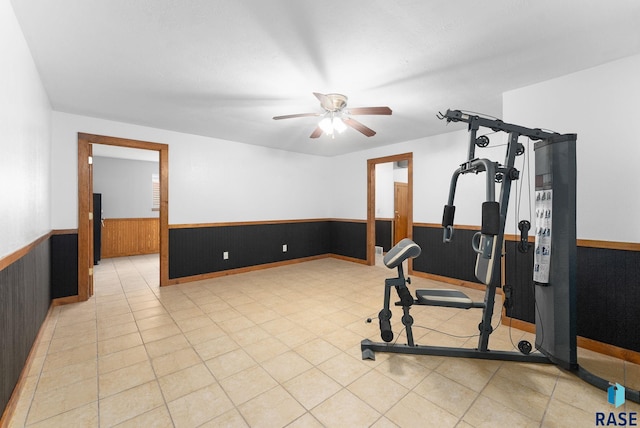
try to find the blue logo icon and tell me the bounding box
[608,383,625,408]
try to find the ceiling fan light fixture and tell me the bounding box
[319,117,334,134]
[333,117,347,133]
[274,92,392,139]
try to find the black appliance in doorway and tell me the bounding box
[93,193,102,265]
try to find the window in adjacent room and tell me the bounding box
[152,173,160,211]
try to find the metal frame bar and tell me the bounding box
[361,339,551,363]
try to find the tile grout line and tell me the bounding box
[22,305,59,426]
[455,359,505,426]
[91,265,102,427]
[176,276,251,427]
[117,256,175,427]
[539,372,561,426]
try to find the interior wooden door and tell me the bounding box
[394,182,409,244]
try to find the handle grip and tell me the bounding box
[443,225,454,243]
[518,220,531,253]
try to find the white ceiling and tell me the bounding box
[11,0,640,156]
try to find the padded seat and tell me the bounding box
[384,238,422,269]
[415,289,483,309]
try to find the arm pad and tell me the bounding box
[442,205,456,228]
[481,202,500,235]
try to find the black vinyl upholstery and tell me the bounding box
[383,238,421,269]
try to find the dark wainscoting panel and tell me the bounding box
[0,240,50,415]
[412,225,479,284]
[50,233,79,299]
[169,221,330,279]
[330,221,367,261]
[504,243,640,353]
[576,247,640,352]
[169,220,367,279]
[375,220,392,252]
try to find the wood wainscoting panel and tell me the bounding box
[101,218,160,258]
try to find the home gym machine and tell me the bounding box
[362,109,560,364]
[361,109,640,403]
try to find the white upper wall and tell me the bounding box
[0,0,52,259]
[9,0,638,247]
[331,53,640,244]
[375,162,394,218]
[93,156,160,219]
[329,129,490,226]
[504,53,640,243]
[55,111,485,230]
[51,112,331,228]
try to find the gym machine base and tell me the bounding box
[360,110,640,404]
[361,340,552,363]
[360,238,551,365]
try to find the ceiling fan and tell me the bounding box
[273,92,392,138]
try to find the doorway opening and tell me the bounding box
[367,152,413,267]
[78,133,169,301]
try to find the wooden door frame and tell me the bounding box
[367,152,413,266]
[78,133,169,301]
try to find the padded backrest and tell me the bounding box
[384,238,422,269]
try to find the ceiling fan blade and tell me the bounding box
[313,92,334,111]
[310,126,323,138]
[348,106,392,115]
[273,113,321,120]
[343,118,376,137]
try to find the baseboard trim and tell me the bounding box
[41,252,366,302]
[501,314,640,365]
[0,304,55,427]
[576,336,640,365]
[51,295,80,306]
[166,254,332,285]
[328,254,368,265]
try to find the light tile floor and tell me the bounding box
[6,254,640,427]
